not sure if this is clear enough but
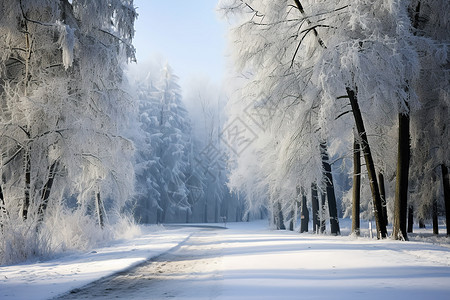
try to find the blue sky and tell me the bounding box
[132,0,227,91]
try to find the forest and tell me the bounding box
[220,0,449,240]
[0,0,448,266]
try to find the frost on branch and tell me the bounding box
[56,20,76,69]
[219,0,449,234]
[0,0,137,265]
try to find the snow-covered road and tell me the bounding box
[2,220,450,300]
[56,228,224,299]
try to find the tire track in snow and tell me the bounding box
[54,228,224,300]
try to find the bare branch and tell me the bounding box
[335,110,352,120]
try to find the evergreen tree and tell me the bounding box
[131,63,192,224]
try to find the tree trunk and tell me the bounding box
[346,88,387,238]
[393,112,410,240]
[311,183,319,233]
[378,172,388,225]
[215,196,219,223]
[0,183,8,229]
[352,136,361,236]
[432,196,439,235]
[320,142,340,235]
[203,195,208,223]
[273,201,278,229]
[407,205,413,233]
[419,219,425,228]
[22,149,31,220]
[37,160,59,224]
[95,192,104,228]
[186,206,191,223]
[300,191,309,233]
[0,183,4,210]
[276,201,286,230]
[156,209,161,224]
[442,164,450,236]
[289,208,294,231]
[320,193,326,233]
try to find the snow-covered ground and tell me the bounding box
[1,220,450,300]
[0,226,198,300]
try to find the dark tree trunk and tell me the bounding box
[0,183,8,229]
[300,191,309,233]
[352,137,361,236]
[378,172,388,225]
[419,219,425,228]
[320,193,326,233]
[22,150,31,220]
[407,205,413,233]
[289,208,294,231]
[311,183,320,233]
[320,142,340,235]
[433,196,439,235]
[442,164,450,236]
[393,112,410,240]
[0,183,4,210]
[96,192,104,228]
[292,0,326,48]
[346,88,387,238]
[37,160,59,224]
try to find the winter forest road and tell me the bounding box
[51,221,450,300]
[56,227,225,300]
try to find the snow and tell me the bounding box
[220,221,450,300]
[56,20,75,70]
[0,226,197,300]
[1,220,450,300]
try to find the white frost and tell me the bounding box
[56,20,76,70]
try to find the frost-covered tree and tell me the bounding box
[130,62,192,224]
[219,0,351,233]
[407,0,449,235]
[129,62,235,225]
[0,0,136,264]
[219,0,434,239]
[153,66,192,223]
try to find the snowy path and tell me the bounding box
[55,228,224,299]
[56,221,450,300]
[0,226,199,300]
[2,221,450,300]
